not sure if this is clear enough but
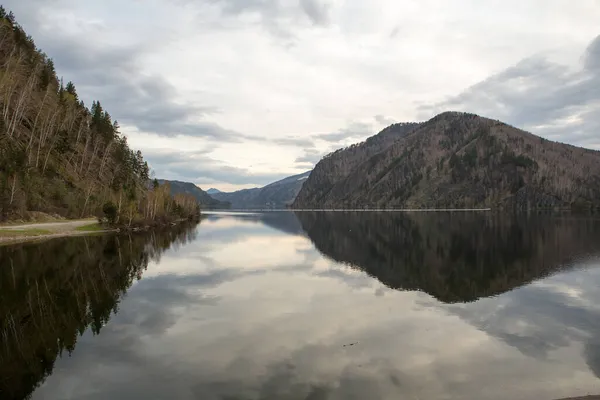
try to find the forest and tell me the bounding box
[0,7,198,224]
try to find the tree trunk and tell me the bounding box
[9,175,17,205]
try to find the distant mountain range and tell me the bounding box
[158,180,230,209]
[294,112,600,210]
[210,171,311,209]
[206,188,222,195]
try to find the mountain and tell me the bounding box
[206,188,222,195]
[296,211,600,303]
[294,112,600,210]
[210,171,311,209]
[159,180,230,209]
[0,8,197,223]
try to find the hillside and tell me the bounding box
[211,170,311,208]
[294,112,600,209]
[159,180,230,209]
[0,8,198,223]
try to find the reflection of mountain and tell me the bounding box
[209,211,306,236]
[296,211,600,303]
[0,224,199,400]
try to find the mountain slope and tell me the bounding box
[0,8,198,223]
[159,180,230,209]
[294,112,600,209]
[293,123,420,207]
[211,171,311,208]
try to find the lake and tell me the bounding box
[2,211,600,400]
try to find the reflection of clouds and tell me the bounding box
[444,263,600,378]
[33,215,600,400]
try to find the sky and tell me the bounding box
[5,0,600,191]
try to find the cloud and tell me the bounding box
[295,148,325,164]
[585,35,600,71]
[145,149,293,186]
[419,34,600,149]
[374,115,397,126]
[299,0,331,26]
[316,121,374,142]
[4,0,600,185]
[445,264,600,379]
[193,0,332,41]
[248,135,316,148]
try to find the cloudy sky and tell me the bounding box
[6,0,600,191]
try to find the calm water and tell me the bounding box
[2,212,600,400]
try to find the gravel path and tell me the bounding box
[0,219,96,232]
[0,219,112,244]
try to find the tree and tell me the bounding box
[102,202,118,224]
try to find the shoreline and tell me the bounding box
[0,219,115,245]
[0,229,116,245]
[0,217,197,246]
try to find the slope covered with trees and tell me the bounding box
[294,112,600,210]
[158,179,230,209]
[0,8,198,224]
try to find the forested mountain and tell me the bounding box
[294,112,600,210]
[159,179,230,209]
[211,170,311,208]
[297,211,600,303]
[0,8,197,223]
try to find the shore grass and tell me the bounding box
[75,223,105,232]
[0,228,52,237]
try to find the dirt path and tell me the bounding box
[1,219,96,232]
[0,218,114,245]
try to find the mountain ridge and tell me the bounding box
[158,180,230,209]
[294,112,600,210]
[211,171,312,208]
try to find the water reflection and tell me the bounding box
[0,223,198,400]
[2,212,600,400]
[296,212,600,302]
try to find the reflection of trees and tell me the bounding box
[296,212,600,303]
[0,223,199,400]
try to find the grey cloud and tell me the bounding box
[446,266,600,377]
[196,0,330,41]
[316,121,374,142]
[419,34,600,149]
[206,0,331,26]
[585,35,600,71]
[9,11,239,142]
[242,134,316,148]
[295,148,325,164]
[299,0,331,26]
[374,114,397,126]
[7,2,319,147]
[145,149,293,186]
